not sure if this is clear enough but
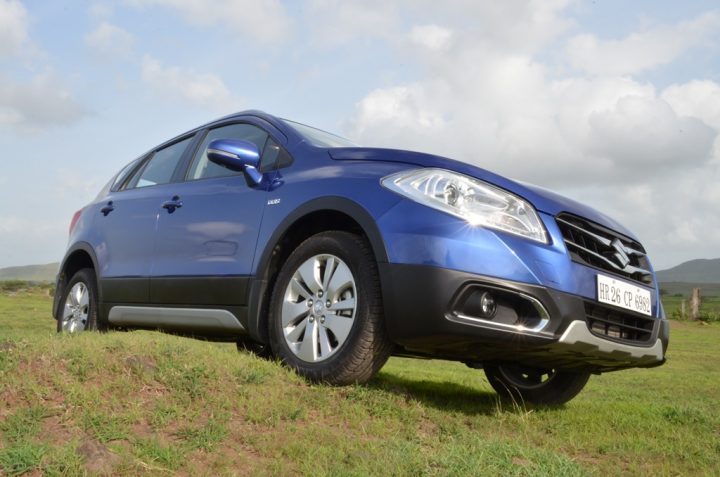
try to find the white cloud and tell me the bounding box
[0,0,28,57]
[662,80,720,131]
[0,71,88,130]
[304,0,573,53]
[304,0,399,46]
[126,0,291,44]
[565,11,720,75]
[89,3,114,20]
[586,95,715,168]
[85,22,135,57]
[0,3,86,131]
[662,80,720,171]
[350,84,447,135]
[412,0,574,54]
[408,25,453,51]
[347,31,719,185]
[141,54,241,110]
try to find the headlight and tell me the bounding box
[381,168,548,243]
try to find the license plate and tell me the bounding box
[597,274,652,316]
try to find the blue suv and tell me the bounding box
[54,110,668,405]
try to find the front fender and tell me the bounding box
[246,196,392,342]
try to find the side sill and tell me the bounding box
[108,306,245,334]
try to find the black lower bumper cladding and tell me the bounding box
[379,263,668,373]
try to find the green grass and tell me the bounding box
[0,442,47,476]
[1,288,719,475]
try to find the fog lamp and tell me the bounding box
[480,292,497,318]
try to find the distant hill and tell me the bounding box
[0,263,59,282]
[656,258,720,283]
[660,282,720,297]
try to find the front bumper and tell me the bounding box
[379,263,668,373]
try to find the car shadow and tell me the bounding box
[368,372,513,416]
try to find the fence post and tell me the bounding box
[690,287,702,320]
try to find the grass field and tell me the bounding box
[1,289,719,476]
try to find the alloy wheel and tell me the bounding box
[496,364,557,390]
[61,282,90,333]
[281,254,357,362]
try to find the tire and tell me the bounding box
[57,268,99,333]
[268,231,392,385]
[484,363,590,406]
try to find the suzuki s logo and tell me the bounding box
[611,238,630,269]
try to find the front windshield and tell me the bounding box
[281,119,357,148]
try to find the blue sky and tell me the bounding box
[1,0,719,270]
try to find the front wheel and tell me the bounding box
[57,268,99,333]
[484,364,590,406]
[268,231,392,385]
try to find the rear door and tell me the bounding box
[149,122,276,307]
[95,136,194,304]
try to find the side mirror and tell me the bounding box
[207,139,263,184]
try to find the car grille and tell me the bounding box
[556,213,653,285]
[584,302,655,344]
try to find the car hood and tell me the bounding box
[328,147,637,240]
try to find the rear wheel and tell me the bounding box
[268,231,392,385]
[484,363,590,406]
[57,268,99,333]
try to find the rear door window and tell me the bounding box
[128,137,192,189]
[111,157,144,191]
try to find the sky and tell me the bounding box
[0,0,719,270]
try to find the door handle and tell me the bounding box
[100,201,114,216]
[162,196,182,213]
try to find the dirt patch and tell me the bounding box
[40,413,75,445]
[179,442,279,477]
[0,340,17,352]
[0,388,23,416]
[667,320,714,330]
[573,453,604,467]
[78,438,120,475]
[131,422,157,440]
[125,355,157,374]
[669,320,693,330]
[511,457,532,467]
[416,417,439,438]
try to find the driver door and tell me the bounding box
[149,123,274,307]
